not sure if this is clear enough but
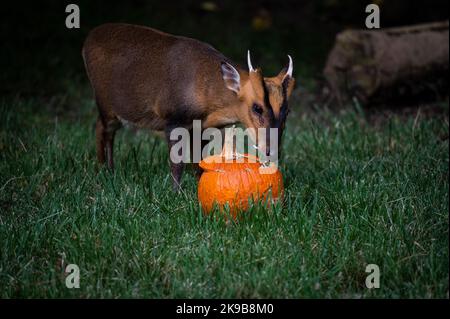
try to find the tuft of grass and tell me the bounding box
[0,96,448,298]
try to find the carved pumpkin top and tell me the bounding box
[199,154,279,175]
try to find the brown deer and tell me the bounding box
[82,23,295,190]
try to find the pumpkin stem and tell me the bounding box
[222,125,238,160]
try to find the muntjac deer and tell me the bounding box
[82,23,295,190]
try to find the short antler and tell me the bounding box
[247,50,255,72]
[286,55,293,78]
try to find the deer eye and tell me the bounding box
[252,104,263,115]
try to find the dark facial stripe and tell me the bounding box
[281,76,290,100]
[262,82,276,124]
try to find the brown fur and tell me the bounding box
[82,23,294,190]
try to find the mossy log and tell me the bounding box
[321,21,449,106]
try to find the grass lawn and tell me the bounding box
[0,94,448,298]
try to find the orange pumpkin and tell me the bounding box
[197,154,284,218]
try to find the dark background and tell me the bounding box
[1,0,449,98]
[0,1,448,299]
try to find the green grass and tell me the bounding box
[0,95,448,298]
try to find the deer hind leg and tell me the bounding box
[96,114,120,170]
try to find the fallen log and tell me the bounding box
[321,21,449,106]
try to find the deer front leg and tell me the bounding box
[190,128,209,180]
[169,159,184,191]
[165,126,186,191]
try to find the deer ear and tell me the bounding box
[221,62,240,94]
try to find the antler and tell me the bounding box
[247,50,255,72]
[286,55,293,78]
